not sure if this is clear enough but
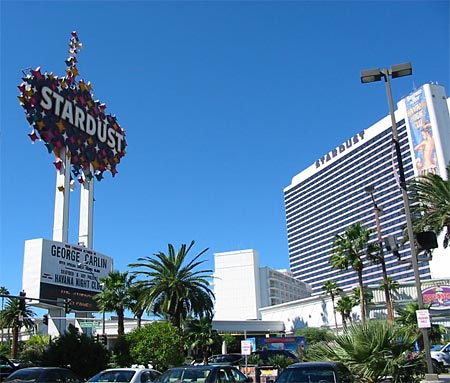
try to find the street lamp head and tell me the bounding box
[364,185,375,194]
[391,62,412,79]
[361,62,412,83]
[360,68,383,83]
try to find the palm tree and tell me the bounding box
[0,297,35,358]
[335,295,354,328]
[379,276,399,315]
[0,286,10,346]
[305,320,425,383]
[94,270,135,336]
[394,301,444,349]
[0,286,9,309]
[129,241,214,329]
[395,301,420,328]
[366,240,394,321]
[330,222,372,323]
[396,302,429,350]
[128,284,145,328]
[185,315,220,364]
[322,280,342,331]
[350,287,373,310]
[409,163,450,248]
[20,334,51,365]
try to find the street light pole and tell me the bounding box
[361,62,433,373]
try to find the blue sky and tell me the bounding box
[1,1,449,304]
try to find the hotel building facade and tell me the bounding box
[284,83,450,295]
[213,249,311,320]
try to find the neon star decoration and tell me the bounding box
[17,31,127,182]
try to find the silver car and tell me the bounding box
[88,368,162,383]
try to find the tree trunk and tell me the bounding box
[358,270,366,323]
[117,307,125,336]
[202,347,210,365]
[380,258,394,320]
[11,325,19,359]
[331,296,338,330]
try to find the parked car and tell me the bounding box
[3,367,81,383]
[431,342,450,368]
[0,356,20,382]
[430,344,444,351]
[155,365,252,383]
[88,368,162,383]
[207,354,244,366]
[274,362,354,383]
[250,350,299,365]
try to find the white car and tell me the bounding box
[430,342,450,368]
[88,368,162,383]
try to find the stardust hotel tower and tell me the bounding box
[284,83,450,295]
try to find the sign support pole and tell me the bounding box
[78,164,94,249]
[52,147,71,243]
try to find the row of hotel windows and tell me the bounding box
[282,120,430,292]
[286,177,410,254]
[286,180,415,271]
[290,242,418,279]
[284,119,407,203]
[284,130,414,250]
[285,129,411,222]
[287,202,406,256]
[284,124,410,218]
[292,252,431,291]
[290,219,409,275]
[287,199,408,259]
[289,233,431,293]
[284,143,413,239]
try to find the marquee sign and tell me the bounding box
[17,31,126,181]
[23,238,113,312]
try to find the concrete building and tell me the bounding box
[284,83,450,295]
[213,249,311,320]
[259,267,312,306]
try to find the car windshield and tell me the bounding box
[159,368,212,383]
[276,367,336,383]
[209,355,242,364]
[430,344,443,351]
[5,370,41,382]
[89,371,136,383]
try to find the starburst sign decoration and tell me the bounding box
[18,32,127,182]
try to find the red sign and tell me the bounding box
[422,285,450,310]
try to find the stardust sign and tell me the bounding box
[23,238,113,312]
[17,31,126,179]
[39,85,125,154]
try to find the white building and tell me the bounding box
[213,249,311,320]
[260,279,450,334]
[284,83,450,295]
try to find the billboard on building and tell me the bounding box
[422,285,450,310]
[262,336,306,354]
[23,238,113,312]
[405,83,450,179]
[405,85,439,176]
